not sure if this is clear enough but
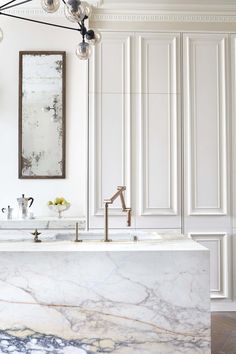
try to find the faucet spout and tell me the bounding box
[104,186,131,242]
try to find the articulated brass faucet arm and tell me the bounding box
[103,186,131,242]
[104,186,127,205]
[119,190,127,211]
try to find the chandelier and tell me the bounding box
[0,0,101,59]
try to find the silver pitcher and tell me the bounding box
[17,194,34,219]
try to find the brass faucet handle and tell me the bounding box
[31,229,42,243]
[104,199,112,204]
[117,186,126,191]
[127,208,132,227]
[31,229,41,237]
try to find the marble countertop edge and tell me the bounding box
[0,239,209,252]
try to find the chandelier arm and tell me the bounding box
[0,11,82,32]
[0,0,34,11]
[0,0,18,10]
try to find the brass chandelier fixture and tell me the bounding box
[0,0,101,59]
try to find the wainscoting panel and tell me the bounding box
[191,233,230,299]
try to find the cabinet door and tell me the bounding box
[134,33,181,229]
[89,32,132,228]
[183,33,230,232]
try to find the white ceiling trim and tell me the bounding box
[91,9,236,23]
[98,3,236,12]
[2,2,236,23]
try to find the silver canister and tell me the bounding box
[1,206,13,220]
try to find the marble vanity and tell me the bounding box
[0,230,210,354]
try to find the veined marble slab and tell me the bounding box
[0,217,86,230]
[0,237,210,353]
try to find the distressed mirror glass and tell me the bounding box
[19,51,66,179]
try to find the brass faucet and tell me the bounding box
[104,186,131,242]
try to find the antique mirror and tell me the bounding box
[19,51,66,178]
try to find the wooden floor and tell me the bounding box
[212,312,236,354]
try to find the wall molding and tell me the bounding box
[91,11,236,24]
[0,0,100,17]
[139,33,180,216]
[184,34,228,216]
[89,32,131,220]
[191,233,230,299]
[4,5,236,23]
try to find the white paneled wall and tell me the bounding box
[89,31,235,306]
[231,34,236,309]
[89,33,132,228]
[191,233,230,299]
[183,34,229,221]
[89,32,181,229]
[183,33,231,303]
[135,33,181,229]
[0,17,88,218]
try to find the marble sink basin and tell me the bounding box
[57,230,190,242]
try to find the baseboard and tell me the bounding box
[211,301,236,311]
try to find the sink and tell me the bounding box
[56,230,190,242]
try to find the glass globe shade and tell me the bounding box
[64,0,85,22]
[87,30,101,45]
[75,42,92,60]
[67,0,81,12]
[41,0,60,13]
[80,1,92,18]
[64,4,85,22]
[0,28,3,43]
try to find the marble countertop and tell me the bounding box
[0,238,208,252]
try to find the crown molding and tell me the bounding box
[0,0,101,17]
[98,2,236,12]
[2,1,236,23]
[91,9,236,23]
[1,7,64,17]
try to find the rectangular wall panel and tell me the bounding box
[231,35,236,229]
[183,33,228,216]
[138,33,180,94]
[135,33,181,229]
[89,33,132,228]
[191,233,230,299]
[140,93,178,215]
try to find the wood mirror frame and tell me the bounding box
[19,51,66,179]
